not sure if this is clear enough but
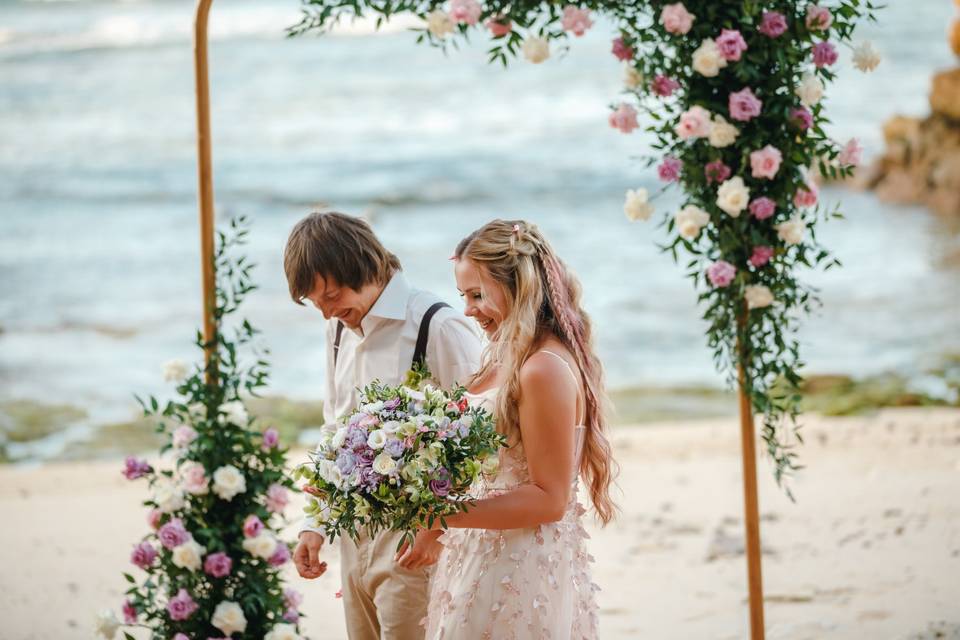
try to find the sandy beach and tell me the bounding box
[1,407,958,639]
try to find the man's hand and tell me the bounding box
[395,529,445,570]
[294,531,328,579]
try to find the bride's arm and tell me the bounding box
[435,353,578,530]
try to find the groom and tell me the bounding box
[285,211,482,640]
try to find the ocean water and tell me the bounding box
[1,0,959,428]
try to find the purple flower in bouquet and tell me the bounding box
[261,427,279,451]
[158,518,190,550]
[383,397,402,411]
[123,456,152,480]
[167,588,198,621]
[358,467,382,492]
[336,450,359,475]
[265,483,289,513]
[383,438,405,458]
[357,447,377,466]
[456,419,470,439]
[242,514,264,538]
[812,41,838,68]
[268,543,291,567]
[346,427,369,450]
[122,600,137,624]
[429,472,452,497]
[131,541,158,569]
[759,11,787,38]
[204,551,233,578]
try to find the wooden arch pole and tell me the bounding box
[194,0,217,383]
[737,305,765,639]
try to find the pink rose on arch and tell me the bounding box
[838,138,863,167]
[147,508,163,530]
[705,160,732,184]
[261,427,279,451]
[485,17,512,37]
[676,105,712,140]
[173,635,190,640]
[806,5,833,31]
[707,261,737,288]
[608,103,639,134]
[266,483,289,513]
[611,37,634,62]
[658,156,683,182]
[749,246,775,268]
[729,88,762,122]
[790,106,813,130]
[283,608,300,623]
[204,551,233,578]
[561,6,593,36]
[750,145,783,179]
[122,601,137,625]
[243,514,264,538]
[449,0,481,26]
[812,41,838,68]
[660,3,695,35]
[131,541,158,569]
[759,11,788,38]
[284,588,304,610]
[749,197,777,220]
[716,29,748,61]
[172,425,198,449]
[167,588,198,622]
[158,518,190,550]
[794,179,819,208]
[123,456,152,480]
[651,74,680,97]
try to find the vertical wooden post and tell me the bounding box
[194,0,217,383]
[737,305,765,639]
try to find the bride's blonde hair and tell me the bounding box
[454,219,618,525]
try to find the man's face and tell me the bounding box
[302,274,381,330]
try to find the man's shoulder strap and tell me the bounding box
[412,301,451,370]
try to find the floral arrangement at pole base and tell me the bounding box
[290,0,880,495]
[96,217,303,640]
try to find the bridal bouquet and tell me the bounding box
[295,378,503,543]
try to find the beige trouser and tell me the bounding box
[339,529,431,640]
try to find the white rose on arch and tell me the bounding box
[242,532,278,559]
[745,285,775,309]
[795,72,824,106]
[219,400,248,426]
[522,36,550,64]
[674,205,711,239]
[776,217,807,245]
[708,115,739,148]
[426,10,454,38]
[211,601,248,637]
[265,623,303,640]
[716,176,750,217]
[692,38,727,77]
[212,464,247,500]
[624,188,655,221]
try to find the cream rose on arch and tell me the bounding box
[716,176,751,217]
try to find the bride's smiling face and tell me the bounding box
[454,257,508,337]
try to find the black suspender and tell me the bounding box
[412,301,450,370]
[332,300,450,371]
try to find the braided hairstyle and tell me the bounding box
[454,219,618,525]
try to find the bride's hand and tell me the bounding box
[395,529,444,570]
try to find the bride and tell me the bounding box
[413,219,618,639]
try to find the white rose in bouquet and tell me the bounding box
[211,601,248,637]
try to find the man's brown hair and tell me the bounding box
[284,211,401,304]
